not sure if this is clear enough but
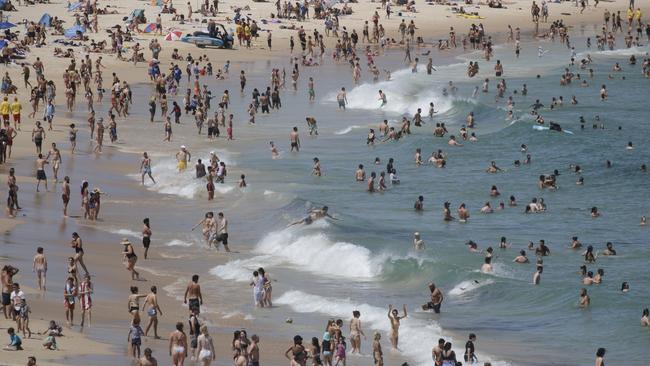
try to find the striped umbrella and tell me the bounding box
[164,30,182,41]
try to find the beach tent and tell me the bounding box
[64,24,86,38]
[38,13,52,27]
[0,22,16,29]
[126,9,146,23]
[68,2,83,11]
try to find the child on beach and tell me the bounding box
[4,327,22,351]
[128,318,145,358]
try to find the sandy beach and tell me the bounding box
[1,0,647,365]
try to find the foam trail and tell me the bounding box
[129,149,236,199]
[276,290,513,366]
[108,228,140,237]
[334,125,361,135]
[166,239,194,247]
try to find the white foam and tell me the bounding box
[108,228,140,237]
[166,239,194,247]
[128,149,236,199]
[252,227,381,279]
[334,125,361,135]
[276,290,513,366]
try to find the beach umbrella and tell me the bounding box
[164,30,182,41]
[0,40,7,49]
[143,23,157,33]
[0,22,16,30]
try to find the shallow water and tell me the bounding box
[86,33,650,365]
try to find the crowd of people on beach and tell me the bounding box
[1,0,649,364]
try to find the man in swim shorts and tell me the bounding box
[184,275,203,314]
[176,145,191,172]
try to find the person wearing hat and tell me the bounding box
[176,146,191,172]
[122,239,140,280]
[413,232,424,250]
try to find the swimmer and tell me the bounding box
[481,256,493,273]
[486,161,503,173]
[513,250,529,263]
[270,141,279,158]
[288,206,339,226]
[413,232,425,250]
[601,242,617,256]
[378,90,387,107]
[533,266,542,285]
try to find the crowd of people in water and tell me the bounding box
[1,0,649,364]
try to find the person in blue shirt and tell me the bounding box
[4,327,22,351]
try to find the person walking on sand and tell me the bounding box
[35,153,49,192]
[184,275,203,315]
[122,238,141,280]
[349,310,366,354]
[140,152,156,185]
[79,274,93,328]
[169,322,188,366]
[142,218,152,259]
[71,232,90,276]
[62,176,71,217]
[144,286,163,339]
[32,247,47,291]
[63,276,77,326]
[196,324,216,365]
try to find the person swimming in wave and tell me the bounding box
[288,206,338,226]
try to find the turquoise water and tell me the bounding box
[112,35,650,365]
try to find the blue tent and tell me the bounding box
[68,2,83,11]
[64,24,86,38]
[39,13,52,26]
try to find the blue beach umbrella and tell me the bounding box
[0,22,16,30]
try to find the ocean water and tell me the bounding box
[106,33,649,365]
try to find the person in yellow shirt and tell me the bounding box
[10,97,22,130]
[0,96,10,124]
[627,7,634,25]
[236,23,244,46]
[635,8,642,25]
[244,24,252,48]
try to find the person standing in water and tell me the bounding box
[387,304,407,350]
[349,310,366,354]
[143,286,163,339]
[142,218,152,259]
[176,146,191,172]
[140,152,156,185]
[290,127,301,152]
